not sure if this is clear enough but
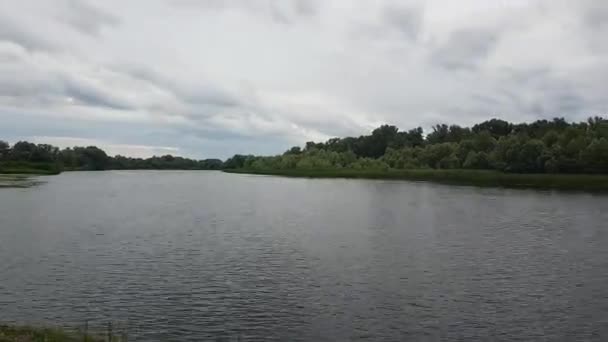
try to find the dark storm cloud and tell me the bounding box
[430,29,497,71]
[58,0,120,36]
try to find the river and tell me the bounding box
[1,171,607,341]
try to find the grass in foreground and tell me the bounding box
[224,168,608,191]
[0,325,106,342]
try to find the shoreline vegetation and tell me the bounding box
[0,141,223,176]
[0,161,62,175]
[224,168,608,191]
[2,117,608,190]
[0,174,43,188]
[0,324,112,342]
[221,117,608,191]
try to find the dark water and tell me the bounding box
[1,171,607,341]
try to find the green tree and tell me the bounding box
[74,146,109,170]
[463,151,489,169]
[580,138,608,173]
[10,141,37,161]
[0,140,9,160]
[472,119,512,137]
[224,154,249,169]
[419,143,458,169]
[472,131,497,152]
[518,139,545,172]
[542,130,560,147]
[284,146,302,155]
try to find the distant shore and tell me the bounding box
[3,167,608,191]
[223,168,608,191]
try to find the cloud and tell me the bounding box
[0,46,133,110]
[0,16,56,52]
[382,4,423,41]
[583,1,608,29]
[57,0,120,37]
[0,0,606,159]
[430,29,497,71]
[61,77,134,110]
[170,0,318,24]
[117,64,241,108]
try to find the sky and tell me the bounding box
[1,0,607,159]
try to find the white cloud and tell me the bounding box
[0,0,607,158]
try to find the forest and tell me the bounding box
[0,140,222,174]
[224,117,608,174]
[2,117,607,176]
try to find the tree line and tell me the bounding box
[0,141,223,172]
[224,117,608,174]
[2,117,607,174]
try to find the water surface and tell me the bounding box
[1,171,607,341]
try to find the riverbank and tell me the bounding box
[0,324,107,342]
[223,168,608,191]
[0,162,61,175]
[0,174,43,188]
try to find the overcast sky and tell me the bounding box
[1,0,607,158]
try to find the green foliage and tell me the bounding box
[382,147,422,169]
[580,138,608,173]
[226,116,608,175]
[418,143,458,169]
[223,154,252,169]
[426,124,472,144]
[0,141,221,172]
[0,140,10,160]
[472,118,512,137]
[0,324,106,342]
[463,151,489,169]
[3,116,608,176]
[225,168,608,191]
[0,161,62,175]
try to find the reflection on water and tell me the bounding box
[1,171,607,341]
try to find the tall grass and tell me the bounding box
[0,161,62,175]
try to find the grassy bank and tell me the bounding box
[0,162,61,175]
[0,325,107,342]
[224,168,608,191]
